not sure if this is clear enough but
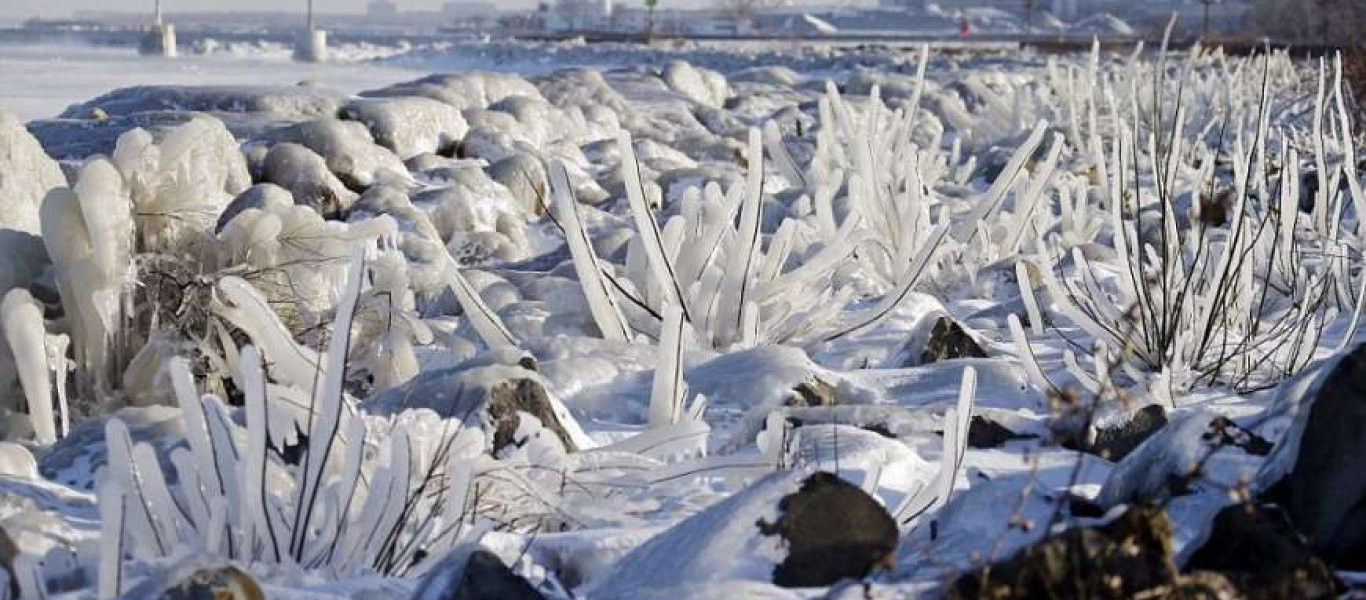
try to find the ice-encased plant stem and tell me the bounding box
[100,248,486,587]
[1,289,56,444]
[550,158,633,343]
[40,158,133,401]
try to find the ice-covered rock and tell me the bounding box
[259,142,359,215]
[342,96,469,160]
[729,66,803,88]
[215,182,295,233]
[362,71,542,111]
[487,153,550,215]
[489,95,586,148]
[0,109,66,237]
[412,549,545,600]
[366,361,592,454]
[411,167,530,264]
[661,61,732,109]
[593,470,894,596]
[263,118,408,189]
[0,443,36,479]
[1097,412,1267,510]
[1256,344,1366,568]
[58,84,346,120]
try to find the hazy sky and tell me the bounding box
[0,0,566,18]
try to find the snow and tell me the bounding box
[0,35,1359,600]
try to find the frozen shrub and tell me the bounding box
[109,115,250,251]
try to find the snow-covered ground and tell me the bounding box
[0,35,1362,599]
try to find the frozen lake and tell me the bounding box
[0,42,425,121]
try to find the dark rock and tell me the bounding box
[154,566,265,600]
[1082,404,1169,461]
[1186,503,1337,600]
[1166,571,1242,599]
[757,471,898,588]
[485,378,572,452]
[1096,411,1236,510]
[1204,417,1272,456]
[427,550,544,600]
[946,505,1178,600]
[366,365,580,454]
[1260,344,1366,568]
[787,377,840,407]
[920,317,989,364]
[967,415,1036,448]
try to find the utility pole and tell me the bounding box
[644,0,655,42]
[1023,0,1035,39]
[140,0,176,56]
[1200,0,1217,40]
[295,0,328,62]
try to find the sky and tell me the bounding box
[0,0,832,20]
[0,0,558,19]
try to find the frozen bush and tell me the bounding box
[109,115,250,251]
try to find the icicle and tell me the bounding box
[649,304,687,428]
[619,129,689,318]
[2,289,55,444]
[551,160,632,342]
[97,480,126,600]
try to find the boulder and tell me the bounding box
[757,472,899,587]
[487,153,549,216]
[363,72,542,112]
[660,61,731,108]
[264,118,407,189]
[593,470,895,597]
[1186,503,1337,599]
[919,317,988,365]
[1257,344,1366,568]
[412,550,545,600]
[58,84,345,120]
[366,363,589,454]
[1057,404,1169,461]
[1096,412,1269,511]
[946,505,1178,600]
[259,143,358,216]
[342,96,468,160]
[216,183,296,233]
[0,109,67,235]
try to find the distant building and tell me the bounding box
[442,2,498,18]
[367,0,399,17]
[543,0,616,32]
